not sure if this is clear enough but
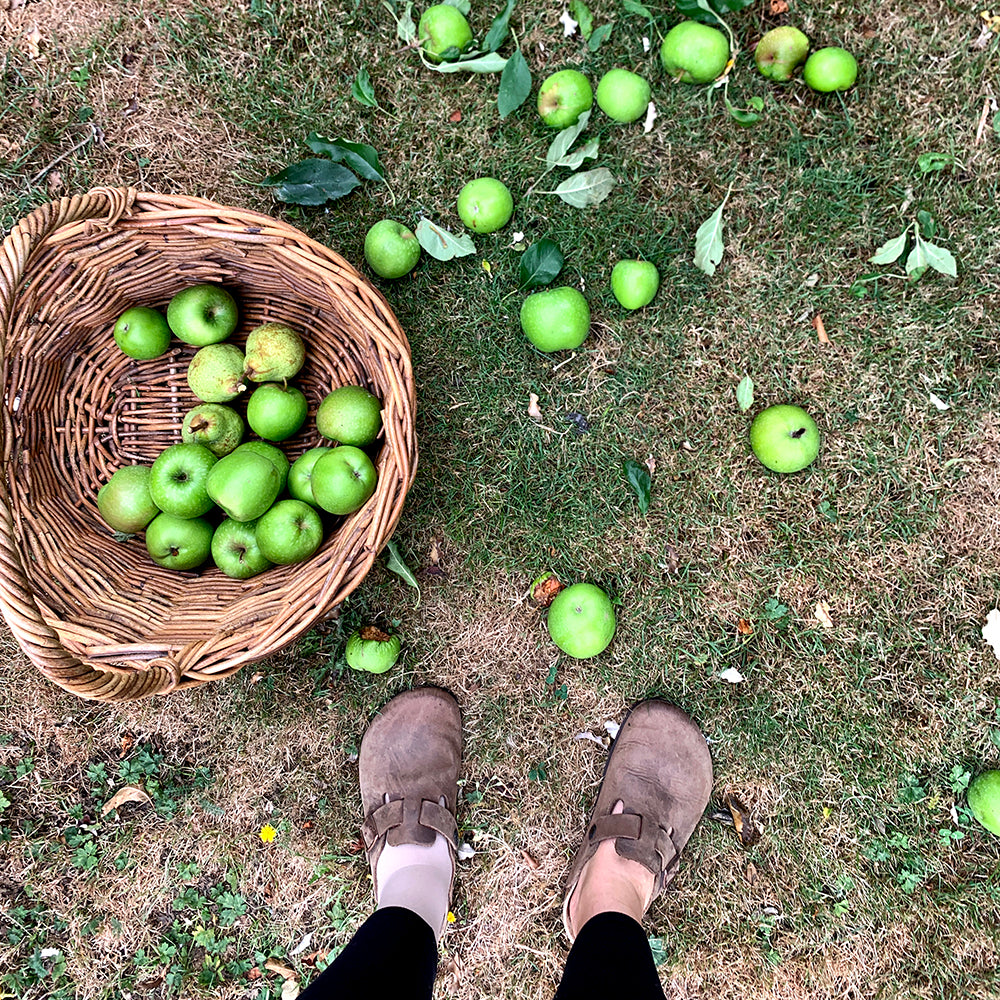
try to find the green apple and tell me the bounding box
[149,443,217,518]
[206,450,282,521]
[113,306,172,360]
[316,386,383,447]
[754,26,810,82]
[595,69,651,123]
[345,626,401,674]
[660,21,730,84]
[233,441,289,492]
[418,3,472,62]
[547,583,616,659]
[145,512,213,571]
[246,384,308,441]
[456,178,514,234]
[243,322,305,382]
[255,499,324,564]
[310,445,378,516]
[749,404,820,473]
[537,69,593,128]
[97,466,160,533]
[968,770,1000,836]
[520,287,591,353]
[181,403,244,457]
[288,446,332,505]
[803,47,858,92]
[611,260,660,310]
[364,220,421,279]
[166,284,238,346]
[187,343,246,403]
[211,518,273,579]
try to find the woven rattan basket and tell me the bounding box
[0,187,416,702]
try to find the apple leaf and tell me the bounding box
[905,239,929,281]
[442,0,471,13]
[919,238,957,278]
[547,168,615,208]
[869,232,907,265]
[570,0,593,40]
[388,0,417,43]
[426,51,508,73]
[623,459,651,515]
[693,189,730,276]
[260,159,361,205]
[545,110,591,170]
[414,218,477,261]
[623,0,655,18]
[727,101,761,126]
[553,137,599,171]
[384,540,420,604]
[351,68,378,108]
[518,238,564,289]
[305,134,384,181]
[484,0,516,52]
[498,49,532,118]
[917,152,953,174]
[588,22,612,51]
[675,0,754,23]
[917,210,936,239]
[735,374,754,413]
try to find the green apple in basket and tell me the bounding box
[288,446,331,505]
[149,443,217,519]
[113,306,172,360]
[145,512,214,571]
[255,499,324,564]
[167,284,239,346]
[211,518,273,579]
[310,446,378,516]
[316,386,383,447]
[97,466,160,533]
[206,449,282,521]
[234,441,290,492]
[246,384,308,442]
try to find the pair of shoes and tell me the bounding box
[358,688,713,941]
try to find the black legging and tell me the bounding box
[300,906,667,999]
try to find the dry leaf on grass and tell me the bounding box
[737,618,753,635]
[100,785,152,817]
[23,26,44,59]
[812,313,830,343]
[531,572,563,606]
[982,609,1000,659]
[449,110,462,122]
[769,0,789,13]
[264,960,296,980]
[528,393,543,420]
[289,933,312,957]
[723,792,762,847]
[814,601,834,628]
[281,980,300,1000]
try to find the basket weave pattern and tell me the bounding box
[0,187,416,702]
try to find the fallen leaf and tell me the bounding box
[449,110,462,122]
[723,792,762,847]
[737,618,753,635]
[812,313,830,343]
[769,0,788,12]
[23,26,43,59]
[264,960,296,980]
[445,953,465,986]
[643,101,658,134]
[746,862,758,884]
[429,539,441,564]
[719,667,745,684]
[528,393,543,420]
[531,572,563,606]
[558,10,578,36]
[814,600,834,629]
[644,453,656,476]
[983,609,1000,660]
[46,170,63,195]
[289,933,312,957]
[302,951,325,967]
[928,392,951,411]
[119,734,135,756]
[248,967,263,980]
[521,849,540,870]
[100,785,152,817]
[281,980,300,1000]
[604,719,620,740]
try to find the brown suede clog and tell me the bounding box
[562,699,714,941]
[358,687,463,900]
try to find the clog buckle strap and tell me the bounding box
[586,811,681,890]
[361,796,459,852]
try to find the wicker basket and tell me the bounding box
[0,187,416,702]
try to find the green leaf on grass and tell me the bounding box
[693,188,730,277]
[727,102,761,125]
[519,238,564,288]
[735,374,754,412]
[549,168,615,208]
[993,111,1000,135]
[623,1,655,19]
[588,22,613,51]
[917,237,957,278]
[385,540,420,603]
[748,96,764,111]
[570,1,594,39]
[387,0,417,43]
[414,218,477,260]
[917,152,953,174]
[676,0,754,22]
[484,0,517,52]
[427,51,508,73]
[351,68,378,107]
[905,238,929,281]
[545,110,591,169]
[623,459,651,515]
[916,210,936,238]
[260,159,361,205]
[553,137,599,170]
[498,48,532,118]
[869,232,907,265]
[442,0,471,12]
[305,134,385,181]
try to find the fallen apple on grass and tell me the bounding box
[346,625,401,673]
[660,21,730,84]
[520,286,591,352]
[547,583,616,659]
[417,2,472,63]
[611,259,660,310]
[749,404,820,473]
[364,219,421,279]
[803,47,858,92]
[537,69,593,128]
[968,770,1000,835]
[457,177,514,234]
[754,26,810,82]
[596,68,651,123]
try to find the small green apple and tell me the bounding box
[456,177,514,234]
[166,284,238,346]
[749,404,820,473]
[310,446,378,516]
[246,384,308,442]
[968,770,1000,836]
[596,69,651,123]
[345,626,402,674]
[149,444,217,519]
[113,307,172,360]
[233,441,289,492]
[660,21,730,84]
[364,220,421,279]
[547,583,616,659]
[206,450,282,521]
[255,499,324,565]
[316,386,382,447]
[520,287,591,353]
[754,26,810,82]
[97,466,160,533]
[418,3,472,62]
[803,47,858,92]
[610,260,660,310]
[145,513,213,571]
[537,69,593,128]
[211,518,273,579]
[181,404,244,457]
[288,446,331,505]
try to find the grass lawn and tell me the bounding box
[2,1,1000,997]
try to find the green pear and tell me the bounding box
[243,322,305,382]
[754,26,809,82]
[206,450,281,521]
[181,404,244,457]
[187,343,246,402]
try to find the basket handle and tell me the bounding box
[0,187,181,700]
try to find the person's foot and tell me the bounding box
[562,700,713,942]
[359,687,462,939]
